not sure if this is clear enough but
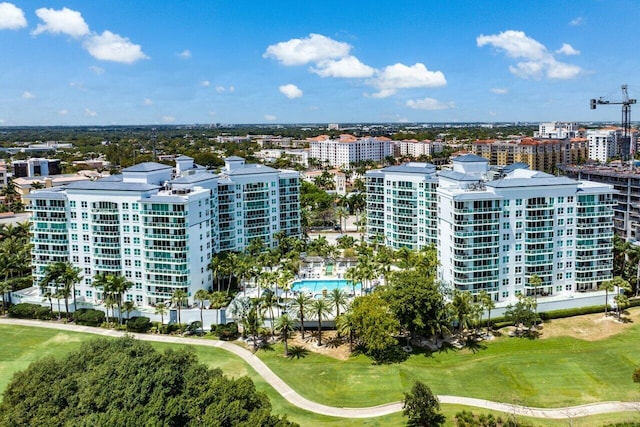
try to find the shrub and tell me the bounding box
[8,303,51,320]
[73,309,106,327]
[213,322,239,340]
[126,316,152,333]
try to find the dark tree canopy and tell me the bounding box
[0,336,296,427]
[402,381,445,427]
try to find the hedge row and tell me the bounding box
[73,309,106,327]
[8,303,52,320]
[126,316,152,333]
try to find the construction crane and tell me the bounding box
[590,85,637,161]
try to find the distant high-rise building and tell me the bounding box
[12,158,61,178]
[534,121,579,139]
[308,134,393,168]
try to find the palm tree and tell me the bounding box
[327,288,349,328]
[614,294,629,321]
[293,293,312,340]
[599,279,616,316]
[194,289,210,336]
[41,262,82,321]
[123,301,136,321]
[155,302,167,331]
[43,290,54,314]
[220,252,238,294]
[172,289,188,326]
[344,266,358,297]
[109,275,133,326]
[480,290,495,334]
[260,290,279,337]
[274,313,296,356]
[0,281,10,315]
[311,298,332,346]
[91,272,111,320]
[277,268,294,303]
[336,312,356,352]
[208,255,223,292]
[528,274,543,325]
[450,291,473,335]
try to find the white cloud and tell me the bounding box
[228,86,235,93]
[143,98,153,106]
[264,114,277,121]
[58,109,68,115]
[162,115,175,123]
[22,91,34,99]
[32,7,89,38]
[89,65,104,75]
[200,80,210,87]
[311,56,374,78]
[69,81,87,91]
[368,63,446,98]
[477,30,582,80]
[177,49,191,59]
[570,16,584,26]
[84,108,96,117]
[0,2,27,30]
[0,119,5,124]
[406,97,454,110]
[263,33,351,66]
[491,88,509,94]
[279,84,303,99]
[83,30,148,63]
[556,43,580,56]
[215,86,225,93]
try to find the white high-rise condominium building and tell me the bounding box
[308,134,393,168]
[27,156,300,307]
[587,127,625,163]
[366,154,616,305]
[535,121,579,139]
[365,163,438,250]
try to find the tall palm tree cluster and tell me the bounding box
[0,177,24,213]
[0,222,32,314]
[89,272,134,326]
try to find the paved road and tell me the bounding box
[2,318,639,420]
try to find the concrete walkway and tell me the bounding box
[2,318,639,420]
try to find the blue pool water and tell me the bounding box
[292,279,360,294]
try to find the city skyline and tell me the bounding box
[1,1,639,126]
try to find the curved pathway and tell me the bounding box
[1,318,639,419]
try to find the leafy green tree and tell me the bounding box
[402,380,445,427]
[311,298,332,346]
[383,268,446,341]
[504,295,538,334]
[0,336,297,426]
[350,294,400,359]
[274,313,296,356]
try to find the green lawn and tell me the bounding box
[258,326,640,409]
[2,323,640,427]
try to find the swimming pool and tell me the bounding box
[292,279,360,294]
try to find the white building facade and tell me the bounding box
[535,121,579,139]
[366,154,616,306]
[309,135,393,168]
[28,156,300,307]
[365,163,438,250]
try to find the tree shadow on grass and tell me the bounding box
[463,336,487,354]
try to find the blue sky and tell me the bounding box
[1,0,639,125]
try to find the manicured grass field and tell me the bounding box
[2,323,640,426]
